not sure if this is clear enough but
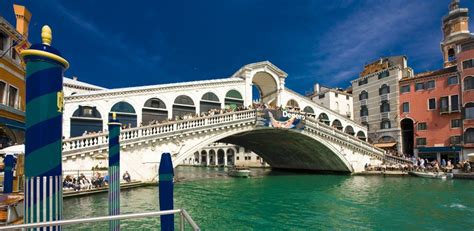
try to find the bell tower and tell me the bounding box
[441,0,471,67]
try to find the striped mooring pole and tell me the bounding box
[20,25,69,230]
[3,154,16,193]
[159,153,174,231]
[108,113,121,231]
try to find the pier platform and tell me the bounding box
[63,181,153,198]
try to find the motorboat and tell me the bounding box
[408,171,453,179]
[0,193,23,226]
[228,167,251,178]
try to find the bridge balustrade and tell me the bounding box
[62,110,257,153]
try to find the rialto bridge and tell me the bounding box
[60,61,401,181]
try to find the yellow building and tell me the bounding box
[0,4,31,149]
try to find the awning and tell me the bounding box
[418,146,461,153]
[0,144,24,155]
[373,142,397,148]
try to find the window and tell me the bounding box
[379,84,390,95]
[463,59,474,69]
[448,76,458,85]
[359,91,368,100]
[236,156,239,160]
[448,48,456,62]
[416,138,427,146]
[380,101,390,112]
[7,85,18,108]
[0,33,6,51]
[381,120,391,129]
[378,70,389,79]
[451,119,461,128]
[318,94,325,99]
[415,82,425,91]
[428,98,436,110]
[464,76,474,90]
[358,78,368,86]
[426,80,435,89]
[465,128,474,143]
[465,103,474,119]
[451,95,459,111]
[346,95,349,100]
[400,85,410,93]
[0,81,5,104]
[256,156,260,160]
[402,102,409,113]
[417,122,427,130]
[334,93,338,97]
[440,96,449,113]
[360,106,368,116]
[450,136,461,144]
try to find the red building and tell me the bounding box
[398,0,474,162]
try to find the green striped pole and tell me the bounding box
[108,113,121,231]
[21,25,69,231]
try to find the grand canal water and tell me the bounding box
[63,167,474,230]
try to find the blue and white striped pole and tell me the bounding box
[159,153,174,231]
[108,113,121,231]
[20,25,69,230]
[3,154,16,193]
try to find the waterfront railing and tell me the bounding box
[0,209,200,231]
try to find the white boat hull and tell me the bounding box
[228,170,250,178]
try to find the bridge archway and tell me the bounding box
[344,125,355,136]
[173,95,196,119]
[318,113,330,125]
[142,98,167,125]
[356,131,366,141]
[286,99,299,110]
[224,90,244,109]
[217,149,225,166]
[400,118,414,156]
[227,149,235,166]
[303,106,314,114]
[109,101,137,128]
[332,119,343,130]
[200,92,221,114]
[252,71,279,107]
[70,106,103,137]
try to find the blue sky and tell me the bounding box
[1,0,473,94]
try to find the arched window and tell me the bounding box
[71,106,103,137]
[303,106,314,114]
[381,119,391,129]
[109,101,137,127]
[332,119,343,130]
[142,98,167,124]
[224,90,243,109]
[448,48,455,62]
[359,91,368,100]
[464,128,474,143]
[318,113,329,125]
[356,131,366,141]
[380,101,390,112]
[464,76,474,90]
[286,99,299,109]
[465,102,474,119]
[379,84,390,95]
[344,126,355,135]
[200,92,221,113]
[360,106,368,117]
[173,95,196,118]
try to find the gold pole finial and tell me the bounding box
[112,112,117,120]
[41,25,52,45]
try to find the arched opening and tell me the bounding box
[109,102,137,128]
[224,90,244,110]
[200,92,221,114]
[200,150,207,165]
[380,101,390,112]
[226,149,235,166]
[71,106,103,137]
[303,106,314,114]
[401,118,414,156]
[209,149,217,166]
[252,72,278,107]
[286,99,299,110]
[142,98,167,125]
[217,149,225,166]
[173,95,196,119]
[356,131,366,141]
[464,128,474,144]
[379,84,390,95]
[332,119,343,130]
[318,113,330,125]
[448,48,455,61]
[464,76,474,90]
[359,90,368,100]
[344,126,355,136]
[465,102,474,119]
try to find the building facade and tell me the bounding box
[309,83,353,120]
[0,5,30,149]
[351,56,414,153]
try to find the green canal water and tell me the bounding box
[63,167,474,230]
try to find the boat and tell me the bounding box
[228,166,251,178]
[408,171,453,179]
[0,193,23,226]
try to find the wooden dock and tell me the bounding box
[63,181,155,198]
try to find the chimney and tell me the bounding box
[314,83,320,94]
[72,76,78,81]
[13,4,32,38]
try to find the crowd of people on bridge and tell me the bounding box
[63,171,132,192]
[365,157,473,173]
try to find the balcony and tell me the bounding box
[361,116,368,123]
[381,112,390,120]
[440,107,450,114]
[380,94,389,101]
[360,99,367,106]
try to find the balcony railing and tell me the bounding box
[380,94,389,101]
[360,99,368,106]
[381,112,390,120]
